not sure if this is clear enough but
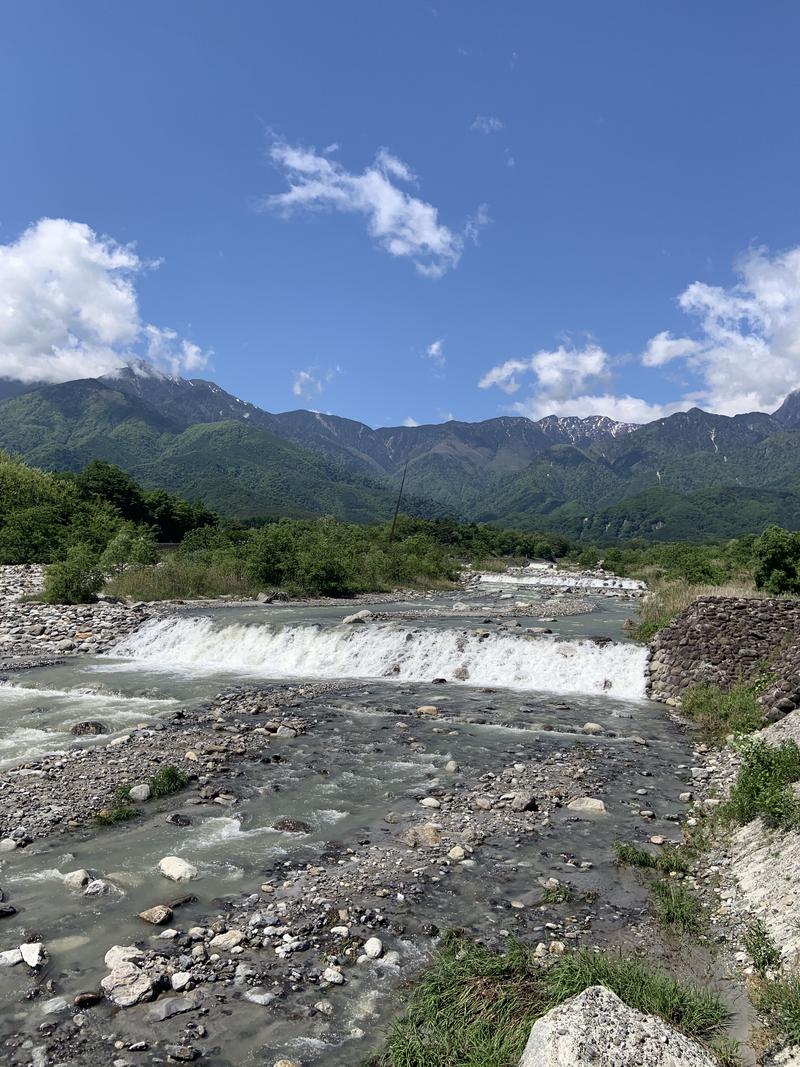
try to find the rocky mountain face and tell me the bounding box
[1,363,799,540]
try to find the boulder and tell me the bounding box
[104,945,145,969]
[101,961,155,1007]
[363,936,383,959]
[273,818,312,834]
[63,869,91,890]
[147,990,203,1021]
[19,942,45,967]
[518,986,716,1067]
[129,784,151,802]
[567,797,607,815]
[342,609,372,625]
[511,790,537,812]
[158,856,198,882]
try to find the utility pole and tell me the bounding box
[388,456,410,544]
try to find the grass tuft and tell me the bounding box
[649,878,702,933]
[614,841,691,874]
[682,680,769,746]
[539,884,574,906]
[724,739,800,830]
[371,935,728,1067]
[753,974,800,1045]
[150,764,190,798]
[743,919,780,975]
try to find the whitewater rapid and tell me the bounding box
[109,617,649,700]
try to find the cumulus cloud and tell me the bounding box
[0,218,210,384]
[262,139,486,278]
[479,244,800,421]
[402,415,419,427]
[471,115,504,134]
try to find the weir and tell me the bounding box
[110,616,650,700]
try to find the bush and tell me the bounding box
[724,739,800,830]
[752,525,800,595]
[100,523,159,575]
[42,543,104,604]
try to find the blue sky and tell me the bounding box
[2,1,800,426]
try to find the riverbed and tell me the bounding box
[0,583,702,1066]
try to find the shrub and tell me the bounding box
[100,523,159,575]
[752,525,800,595]
[724,739,800,830]
[42,543,104,604]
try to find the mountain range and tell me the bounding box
[2,362,800,541]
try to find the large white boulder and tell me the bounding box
[519,986,716,1067]
[158,855,198,882]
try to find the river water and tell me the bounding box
[0,584,702,1066]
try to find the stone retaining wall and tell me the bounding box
[646,596,800,721]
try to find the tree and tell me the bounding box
[42,544,105,604]
[100,524,159,575]
[752,525,800,594]
[76,461,146,521]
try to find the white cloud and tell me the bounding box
[479,244,800,422]
[423,339,445,368]
[479,344,611,407]
[402,415,419,427]
[0,218,210,384]
[263,139,484,278]
[471,115,504,134]
[641,331,703,367]
[291,365,339,402]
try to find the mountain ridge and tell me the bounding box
[1,365,799,541]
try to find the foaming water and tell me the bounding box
[478,571,645,591]
[109,616,648,699]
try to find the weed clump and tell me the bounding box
[754,973,800,1045]
[724,739,800,830]
[614,841,691,874]
[743,919,780,974]
[150,765,190,798]
[682,681,769,745]
[649,879,702,933]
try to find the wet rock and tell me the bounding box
[273,818,312,834]
[0,905,16,918]
[342,610,372,624]
[0,839,17,852]
[447,845,466,861]
[138,905,174,925]
[147,990,203,1021]
[164,1045,201,1062]
[519,985,716,1066]
[19,942,45,967]
[0,949,22,966]
[363,936,383,959]
[84,878,113,896]
[105,945,144,969]
[63,869,91,890]
[171,972,192,992]
[166,813,192,827]
[41,996,68,1015]
[322,965,345,985]
[159,856,198,882]
[70,720,108,736]
[416,705,439,716]
[74,991,103,1007]
[566,797,607,815]
[245,988,276,1006]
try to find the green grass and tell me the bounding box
[613,841,691,874]
[150,765,190,798]
[743,919,780,974]
[539,884,574,906]
[95,786,140,826]
[681,680,770,746]
[753,974,800,1045]
[371,935,728,1067]
[723,739,800,830]
[105,555,259,601]
[708,1037,744,1067]
[649,878,702,933]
